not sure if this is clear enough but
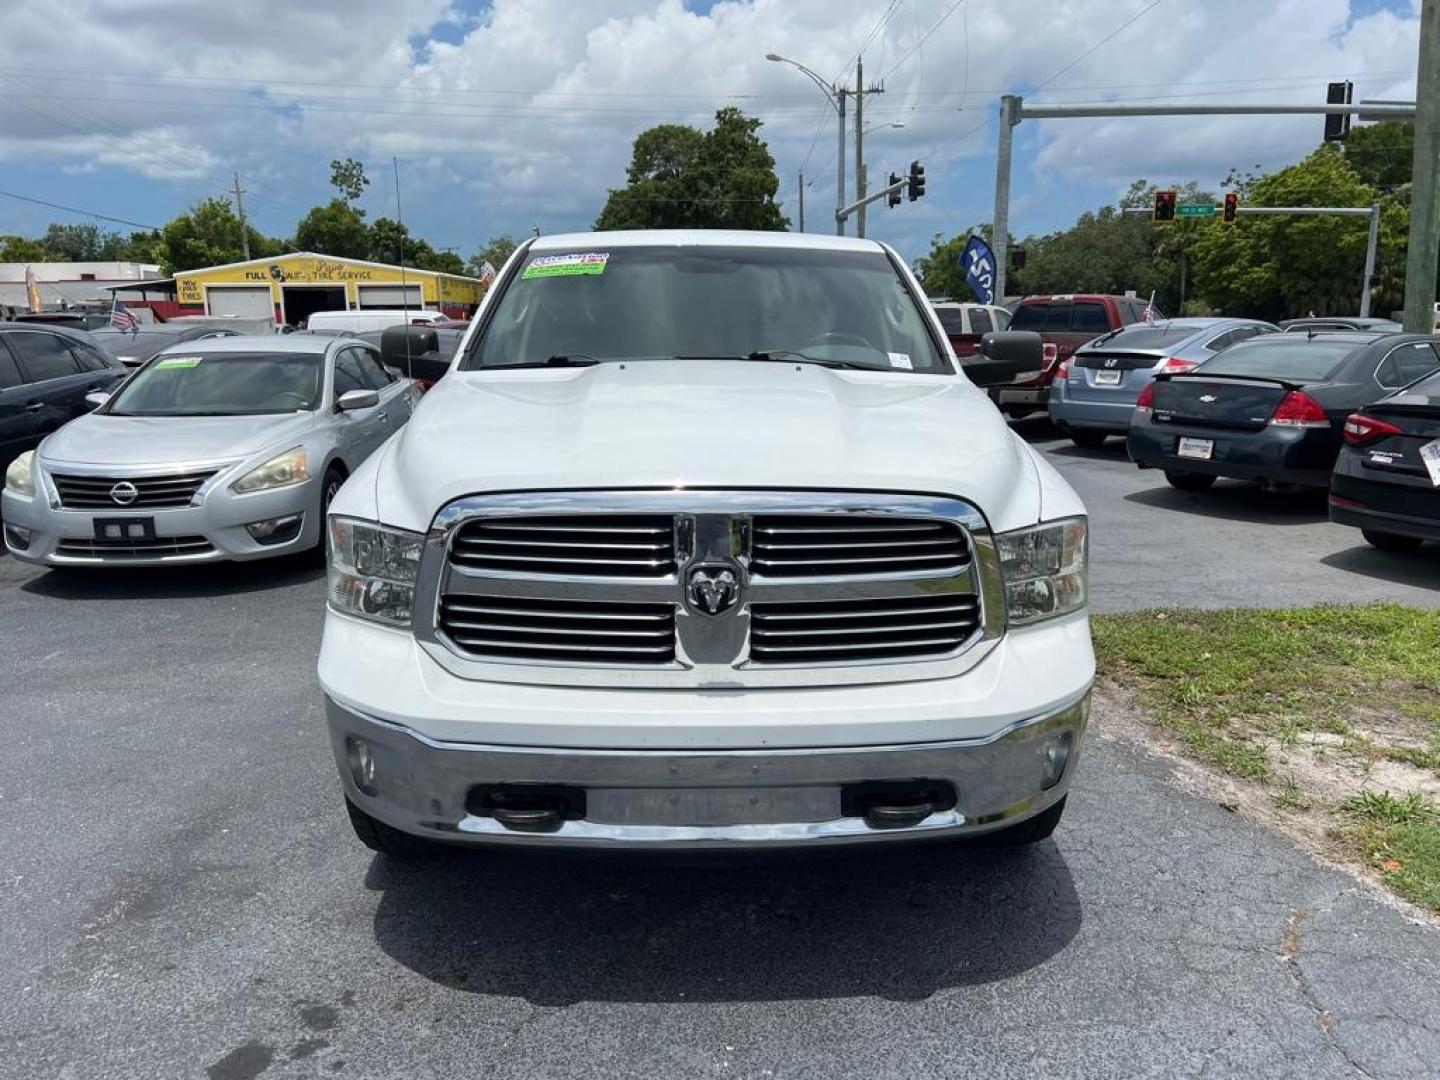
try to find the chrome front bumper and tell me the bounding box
[328,692,1090,850]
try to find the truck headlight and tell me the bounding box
[4,451,34,498]
[995,516,1087,625]
[233,447,309,494]
[328,517,423,628]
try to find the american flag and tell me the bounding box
[1142,290,1157,324]
[24,265,42,313]
[110,298,140,331]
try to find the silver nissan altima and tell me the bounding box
[2,334,418,566]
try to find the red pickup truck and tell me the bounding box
[989,294,1160,416]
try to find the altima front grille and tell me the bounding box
[438,594,676,664]
[56,535,213,559]
[750,594,980,663]
[449,515,675,577]
[51,470,218,509]
[751,515,969,577]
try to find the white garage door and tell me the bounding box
[356,284,423,309]
[207,286,274,318]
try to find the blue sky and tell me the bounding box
[0,0,1423,267]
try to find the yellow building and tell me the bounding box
[172,252,483,325]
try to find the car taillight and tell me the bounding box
[1042,343,1059,369]
[1055,358,1071,379]
[1159,357,1198,375]
[1135,382,1155,410]
[1342,412,1402,445]
[1270,390,1329,428]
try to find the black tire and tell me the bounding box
[1069,429,1109,449]
[345,797,439,858]
[985,796,1067,846]
[1363,529,1424,553]
[314,466,346,559]
[1165,471,1216,492]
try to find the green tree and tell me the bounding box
[0,235,50,262]
[366,217,465,274]
[330,157,370,204]
[596,107,788,231]
[468,235,518,277]
[294,198,371,259]
[41,222,108,261]
[1342,121,1414,193]
[156,198,278,274]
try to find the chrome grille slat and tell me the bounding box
[754,602,976,621]
[749,594,979,664]
[51,470,218,510]
[441,601,670,622]
[438,594,676,664]
[450,514,675,577]
[441,619,671,639]
[456,538,670,552]
[55,535,214,559]
[751,514,968,577]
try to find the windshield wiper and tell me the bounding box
[483,354,603,370]
[674,351,875,371]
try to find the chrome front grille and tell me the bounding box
[438,594,675,664]
[51,470,218,510]
[750,594,981,663]
[55,535,213,559]
[751,515,969,577]
[449,514,675,577]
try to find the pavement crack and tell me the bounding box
[1277,907,1374,1079]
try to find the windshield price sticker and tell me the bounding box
[522,252,610,279]
[154,356,202,370]
[887,352,914,370]
[1420,439,1440,487]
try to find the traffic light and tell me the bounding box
[1324,80,1353,142]
[1152,190,1176,223]
[907,160,925,201]
[1222,192,1239,224]
[887,172,902,208]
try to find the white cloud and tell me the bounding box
[0,0,1422,256]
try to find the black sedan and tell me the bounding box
[1329,366,1440,551]
[90,324,241,368]
[1129,333,1440,492]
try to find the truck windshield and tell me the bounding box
[106,352,322,416]
[466,245,949,374]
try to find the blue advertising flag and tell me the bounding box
[958,235,996,305]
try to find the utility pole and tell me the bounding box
[798,171,805,232]
[231,173,250,262]
[837,89,847,235]
[992,95,1020,302]
[853,57,885,238]
[1404,0,1440,332]
[1361,203,1381,318]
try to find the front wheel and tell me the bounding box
[1363,529,1424,553]
[1165,471,1216,492]
[984,796,1067,846]
[314,467,345,559]
[345,798,440,858]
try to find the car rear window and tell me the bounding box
[1072,302,1110,333]
[1009,303,1050,332]
[1195,340,1358,381]
[1093,326,1198,350]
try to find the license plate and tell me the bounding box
[1421,439,1440,487]
[1094,370,1122,385]
[1177,437,1214,461]
[94,516,155,541]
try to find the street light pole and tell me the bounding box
[1403,0,1440,332]
[855,57,866,239]
[798,171,805,232]
[766,53,847,235]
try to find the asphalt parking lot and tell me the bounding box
[3,430,1438,1080]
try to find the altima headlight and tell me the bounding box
[233,447,309,494]
[4,451,34,498]
[995,517,1087,625]
[328,517,424,627]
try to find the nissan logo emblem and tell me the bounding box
[109,481,139,506]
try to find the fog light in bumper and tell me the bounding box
[1041,730,1074,789]
[245,513,303,545]
[346,737,378,795]
[3,524,32,551]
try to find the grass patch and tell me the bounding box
[1094,604,1440,783]
[1336,792,1440,911]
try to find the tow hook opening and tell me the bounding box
[467,784,587,833]
[841,780,957,829]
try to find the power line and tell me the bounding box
[1035,0,1171,91]
[0,189,161,231]
[882,0,969,81]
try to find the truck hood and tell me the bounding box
[40,412,316,467]
[373,360,1042,533]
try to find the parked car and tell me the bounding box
[1048,318,1278,447]
[305,309,448,334]
[1329,365,1440,551]
[990,293,1160,416]
[1128,332,1440,492]
[13,311,115,331]
[91,323,243,368]
[0,323,127,487]
[930,300,1011,358]
[320,229,1093,859]
[1280,316,1404,334]
[165,314,281,335]
[2,335,417,565]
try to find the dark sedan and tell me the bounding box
[90,324,241,368]
[1129,333,1440,492]
[1329,366,1440,551]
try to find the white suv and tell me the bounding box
[319,230,1093,855]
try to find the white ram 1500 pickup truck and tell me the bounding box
[319,230,1093,854]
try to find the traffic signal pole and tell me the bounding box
[1402,0,1439,332]
[990,98,1416,301]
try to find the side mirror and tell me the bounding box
[380,325,451,384]
[962,330,1045,388]
[336,388,380,412]
[84,391,111,409]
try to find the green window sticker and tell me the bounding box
[154,356,202,370]
[522,252,610,279]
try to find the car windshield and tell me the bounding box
[1194,340,1357,381]
[105,351,322,416]
[467,245,948,374]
